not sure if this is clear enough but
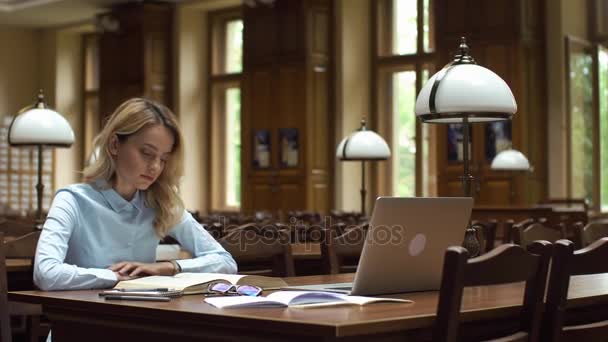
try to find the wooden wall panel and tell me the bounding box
[243,7,276,67]
[312,183,328,212]
[252,183,275,209]
[241,0,333,214]
[311,69,328,170]
[477,179,511,206]
[311,9,328,57]
[279,183,303,213]
[99,3,173,120]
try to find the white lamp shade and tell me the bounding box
[491,149,531,171]
[415,64,517,123]
[9,107,74,147]
[336,130,390,160]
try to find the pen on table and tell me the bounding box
[116,288,171,292]
[104,295,171,302]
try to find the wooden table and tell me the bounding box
[9,273,608,341]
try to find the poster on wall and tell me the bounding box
[484,121,512,161]
[447,123,472,162]
[253,129,271,168]
[279,128,299,168]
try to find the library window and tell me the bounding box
[374,0,436,197]
[567,36,608,213]
[209,10,243,210]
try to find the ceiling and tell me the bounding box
[0,0,184,28]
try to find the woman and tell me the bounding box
[34,98,237,290]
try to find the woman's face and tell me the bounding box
[109,123,175,199]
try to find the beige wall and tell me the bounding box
[0,28,39,123]
[334,0,371,212]
[1,24,91,195]
[546,0,589,197]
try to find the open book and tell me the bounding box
[204,291,413,308]
[113,273,287,295]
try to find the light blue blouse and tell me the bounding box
[33,182,237,291]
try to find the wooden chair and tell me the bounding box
[502,217,547,243]
[321,225,366,274]
[1,232,11,342]
[0,219,36,237]
[512,221,565,247]
[574,221,608,247]
[433,241,552,342]
[203,222,224,239]
[471,219,498,253]
[219,229,295,277]
[543,238,608,341]
[1,231,45,342]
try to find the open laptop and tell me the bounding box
[283,197,473,295]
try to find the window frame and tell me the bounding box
[564,35,598,211]
[371,0,436,197]
[207,7,243,212]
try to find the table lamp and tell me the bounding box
[491,148,532,202]
[336,119,390,216]
[8,90,75,228]
[415,37,517,256]
[491,149,532,171]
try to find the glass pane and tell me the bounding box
[423,0,434,53]
[600,48,608,211]
[569,44,594,205]
[392,70,416,196]
[225,20,243,74]
[225,87,241,207]
[392,0,417,55]
[484,121,512,161]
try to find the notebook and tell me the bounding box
[204,291,412,309]
[283,197,473,295]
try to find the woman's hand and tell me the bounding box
[109,261,175,278]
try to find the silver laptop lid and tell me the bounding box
[351,196,473,295]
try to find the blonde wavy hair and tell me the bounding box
[83,98,184,237]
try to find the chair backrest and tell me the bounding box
[433,241,552,342]
[576,222,608,247]
[503,217,546,243]
[219,229,294,277]
[471,219,498,253]
[512,222,564,247]
[203,222,224,239]
[0,219,35,237]
[321,225,366,274]
[3,231,40,260]
[0,232,12,342]
[544,238,608,340]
